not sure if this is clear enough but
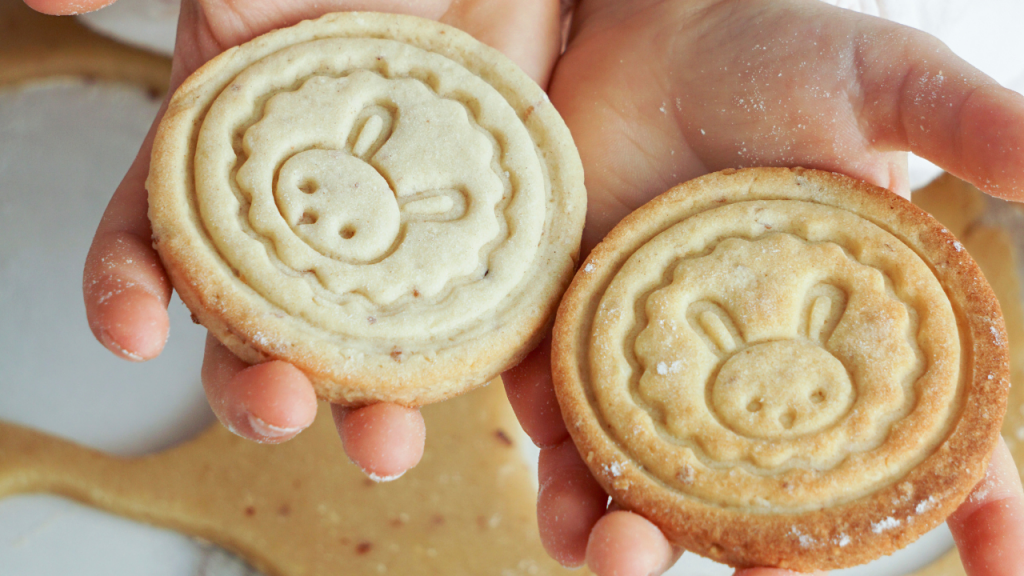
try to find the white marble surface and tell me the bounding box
[0,79,256,576]
[78,0,179,57]
[0,78,957,575]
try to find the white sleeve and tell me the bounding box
[820,0,1024,188]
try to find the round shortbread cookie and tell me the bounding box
[148,12,585,406]
[552,168,1009,571]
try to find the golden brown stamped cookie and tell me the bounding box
[552,167,1010,571]
[148,12,585,406]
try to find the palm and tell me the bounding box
[549,0,1024,248]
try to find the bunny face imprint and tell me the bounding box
[631,233,919,472]
[267,86,474,266]
[227,70,507,309]
[710,338,854,440]
[694,279,855,440]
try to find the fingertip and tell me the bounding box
[233,361,318,429]
[84,231,172,361]
[23,0,117,15]
[335,403,426,481]
[586,510,674,576]
[537,479,598,567]
[209,357,318,444]
[947,438,1024,576]
[961,86,1024,201]
[94,288,169,361]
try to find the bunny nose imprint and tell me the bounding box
[710,340,854,439]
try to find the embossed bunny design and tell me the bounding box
[275,103,471,265]
[689,284,852,440]
[634,232,919,469]
[231,69,505,305]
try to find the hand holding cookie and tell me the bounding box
[503,0,1024,574]
[29,0,567,481]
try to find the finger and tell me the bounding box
[23,0,116,15]
[537,440,608,567]
[200,334,318,443]
[503,338,570,448]
[887,152,910,199]
[82,0,221,364]
[332,403,426,482]
[83,108,173,362]
[440,0,562,86]
[586,510,677,576]
[188,0,451,52]
[947,438,1024,576]
[855,19,1024,200]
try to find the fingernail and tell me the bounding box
[98,328,145,361]
[93,288,169,360]
[247,412,304,441]
[365,470,406,483]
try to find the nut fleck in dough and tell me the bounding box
[148,12,585,406]
[553,168,1009,571]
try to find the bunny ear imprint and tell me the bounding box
[552,168,1009,571]
[147,13,585,407]
[805,283,847,343]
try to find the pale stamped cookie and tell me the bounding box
[148,12,585,406]
[552,168,1009,570]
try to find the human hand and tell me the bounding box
[504,0,1024,574]
[24,0,563,480]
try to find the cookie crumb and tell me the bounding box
[871,517,900,533]
[915,496,935,514]
[603,461,624,477]
[676,464,695,484]
[789,526,817,548]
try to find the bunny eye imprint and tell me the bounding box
[552,168,1008,571]
[148,13,585,406]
